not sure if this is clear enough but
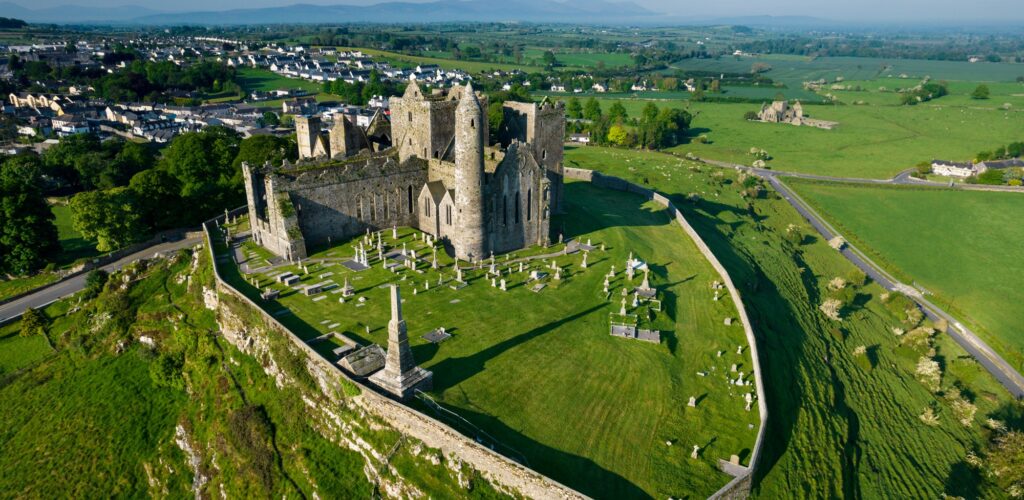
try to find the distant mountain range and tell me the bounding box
[0,0,662,25]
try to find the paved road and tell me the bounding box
[758,171,1024,398]
[0,236,203,323]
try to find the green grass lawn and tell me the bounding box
[339,46,544,73]
[236,67,326,95]
[218,181,760,498]
[786,180,1024,372]
[52,203,99,265]
[0,325,53,376]
[563,145,1016,498]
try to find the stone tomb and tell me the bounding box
[423,327,452,344]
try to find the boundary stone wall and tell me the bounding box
[204,219,586,500]
[565,167,767,499]
[207,166,768,499]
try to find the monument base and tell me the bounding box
[369,367,434,400]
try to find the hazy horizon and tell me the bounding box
[4,0,1024,24]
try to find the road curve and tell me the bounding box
[0,236,202,324]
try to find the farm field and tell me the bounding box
[673,55,1024,88]
[563,145,1015,497]
[218,181,759,498]
[562,95,1022,178]
[339,46,544,73]
[786,180,1024,371]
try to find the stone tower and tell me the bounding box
[453,83,486,261]
[368,285,433,400]
[295,115,321,159]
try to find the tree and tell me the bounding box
[607,125,631,147]
[83,269,109,299]
[607,102,628,123]
[261,111,280,127]
[129,169,182,229]
[971,84,990,100]
[70,187,144,252]
[987,431,1024,497]
[566,97,583,119]
[583,98,602,122]
[20,307,48,338]
[0,155,60,276]
[542,50,557,67]
[744,110,759,121]
[158,127,242,220]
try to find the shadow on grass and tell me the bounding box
[429,303,605,393]
[412,398,650,499]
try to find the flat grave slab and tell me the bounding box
[342,260,370,272]
[423,328,452,344]
[312,296,326,302]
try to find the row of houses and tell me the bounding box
[931,158,1024,178]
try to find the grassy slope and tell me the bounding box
[222,181,759,498]
[786,180,1024,372]
[0,249,501,498]
[565,145,1015,498]
[236,67,325,94]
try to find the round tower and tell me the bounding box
[453,83,486,260]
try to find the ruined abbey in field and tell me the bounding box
[243,82,565,261]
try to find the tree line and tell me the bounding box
[565,97,693,150]
[0,128,296,276]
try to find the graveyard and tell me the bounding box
[216,180,760,498]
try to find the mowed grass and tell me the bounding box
[787,180,1024,371]
[564,145,1015,497]
[219,181,759,498]
[339,46,543,73]
[235,67,325,94]
[0,322,53,375]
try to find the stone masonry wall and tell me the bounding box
[565,167,767,499]
[203,220,587,500]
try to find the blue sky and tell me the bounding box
[8,0,1024,22]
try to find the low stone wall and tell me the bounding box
[565,166,767,499]
[203,219,585,500]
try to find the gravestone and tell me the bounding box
[691,445,700,459]
[688,396,697,408]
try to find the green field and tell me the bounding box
[340,46,544,73]
[236,67,326,94]
[564,95,1023,178]
[787,180,1024,371]
[673,55,1024,88]
[563,145,1015,497]
[219,181,759,498]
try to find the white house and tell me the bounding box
[931,159,975,178]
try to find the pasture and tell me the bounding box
[558,95,1023,178]
[218,181,759,498]
[563,145,1015,498]
[787,180,1024,371]
[235,67,325,94]
[672,55,1024,88]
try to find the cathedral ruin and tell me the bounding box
[242,82,565,261]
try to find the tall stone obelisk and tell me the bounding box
[369,285,433,400]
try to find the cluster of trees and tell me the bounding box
[738,34,1024,62]
[1,128,296,274]
[321,70,403,105]
[565,97,692,150]
[0,156,61,276]
[900,82,948,105]
[0,17,27,28]
[9,55,237,103]
[69,128,295,252]
[976,141,1024,162]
